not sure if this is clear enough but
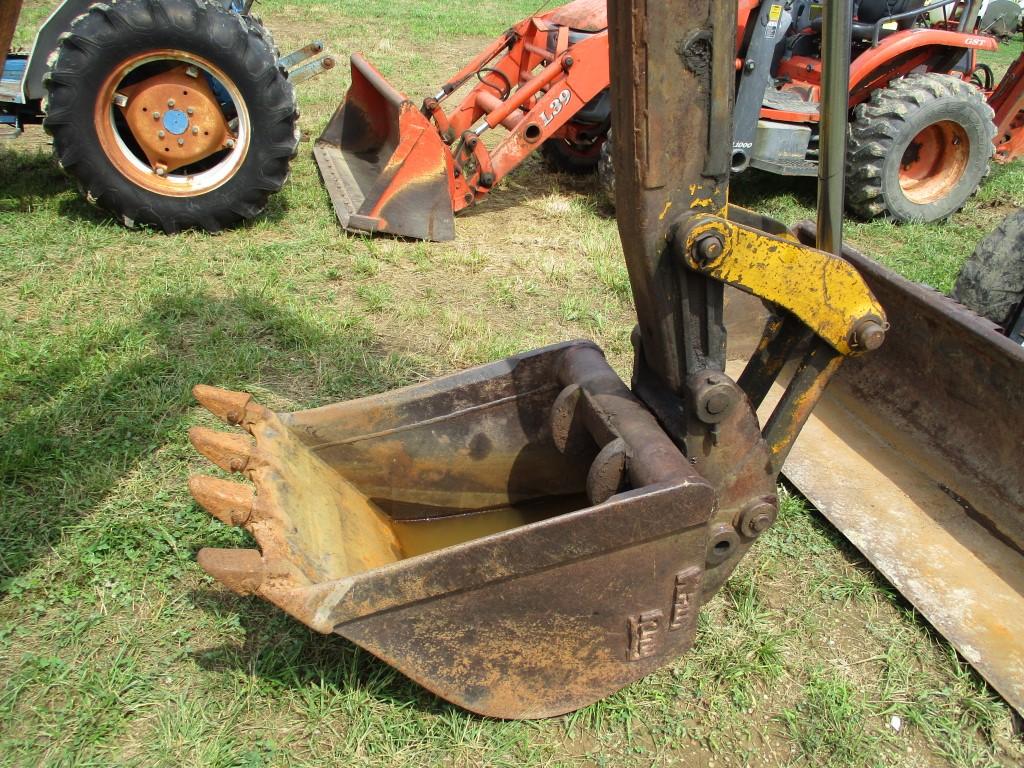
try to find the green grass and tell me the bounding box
[3,3,1024,767]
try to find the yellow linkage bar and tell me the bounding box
[681,213,887,356]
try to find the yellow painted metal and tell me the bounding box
[681,216,886,356]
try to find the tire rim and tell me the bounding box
[898,120,970,206]
[94,50,250,197]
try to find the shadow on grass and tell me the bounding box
[456,160,817,225]
[0,289,417,586]
[0,144,293,231]
[190,587,458,716]
[729,167,817,211]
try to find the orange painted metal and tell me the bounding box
[315,3,610,239]
[315,0,1016,241]
[0,0,23,64]
[314,54,455,241]
[847,28,997,104]
[94,51,242,197]
[897,120,970,204]
[116,64,231,173]
[989,51,1024,163]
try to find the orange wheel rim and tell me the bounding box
[898,120,970,206]
[94,50,250,197]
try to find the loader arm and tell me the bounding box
[188,0,888,718]
[990,48,1024,163]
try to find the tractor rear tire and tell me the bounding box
[846,73,996,223]
[43,0,299,233]
[952,209,1024,329]
[598,129,615,208]
[541,133,603,174]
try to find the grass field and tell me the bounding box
[2,2,1024,766]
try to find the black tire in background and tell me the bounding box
[540,131,604,174]
[43,0,299,233]
[846,73,996,223]
[597,128,615,208]
[952,209,1024,329]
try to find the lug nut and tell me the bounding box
[186,107,194,115]
[167,98,176,108]
[155,166,166,176]
[192,126,199,135]
[225,138,235,149]
[157,130,165,138]
[153,111,161,119]
[177,138,185,146]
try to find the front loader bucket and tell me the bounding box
[314,54,455,241]
[189,342,722,718]
[726,223,1024,717]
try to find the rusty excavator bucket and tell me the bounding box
[314,55,455,242]
[187,0,1023,720]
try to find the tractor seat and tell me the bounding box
[853,0,928,38]
[547,0,607,33]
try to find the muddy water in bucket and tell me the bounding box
[391,495,588,556]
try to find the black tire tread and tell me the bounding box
[597,128,615,208]
[846,72,996,222]
[540,135,602,174]
[952,209,1024,328]
[42,0,298,233]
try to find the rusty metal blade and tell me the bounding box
[314,54,455,241]
[725,231,1024,716]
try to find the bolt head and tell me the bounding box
[693,232,725,265]
[155,166,166,176]
[852,319,886,351]
[705,392,732,415]
[177,138,185,146]
[225,138,236,149]
[192,126,199,135]
[738,501,777,538]
[167,98,176,108]
[157,130,165,138]
[153,111,161,119]
[187,107,194,115]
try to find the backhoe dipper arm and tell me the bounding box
[610,0,885,477]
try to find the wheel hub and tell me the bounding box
[898,120,970,206]
[162,109,189,135]
[114,64,233,173]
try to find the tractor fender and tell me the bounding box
[22,0,245,101]
[22,0,95,101]
[849,28,998,105]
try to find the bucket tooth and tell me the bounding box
[188,426,254,474]
[196,548,266,595]
[193,384,264,428]
[189,475,255,527]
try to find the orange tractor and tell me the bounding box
[315,0,1024,240]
